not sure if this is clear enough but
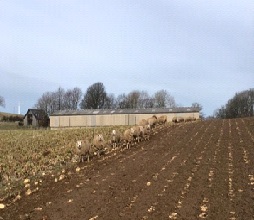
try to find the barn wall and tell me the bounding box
[23,115,28,126]
[23,112,39,127]
[32,115,38,126]
[50,111,199,129]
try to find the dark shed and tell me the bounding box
[23,109,49,127]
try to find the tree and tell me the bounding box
[80,82,107,109]
[0,96,5,108]
[127,90,140,109]
[35,87,82,115]
[214,106,226,119]
[138,91,154,109]
[63,87,82,109]
[214,88,254,119]
[116,90,150,109]
[34,91,57,115]
[116,93,128,109]
[55,87,65,111]
[191,102,204,119]
[104,93,116,109]
[154,90,176,108]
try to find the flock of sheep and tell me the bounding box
[74,115,197,162]
[74,114,168,162]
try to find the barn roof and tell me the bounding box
[51,107,199,116]
[25,109,48,120]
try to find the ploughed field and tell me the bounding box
[1,118,254,220]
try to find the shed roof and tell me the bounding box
[25,109,48,120]
[51,107,199,116]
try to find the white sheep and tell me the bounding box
[93,134,105,157]
[172,116,184,123]
[111,129,122,149]
[184,116,196,122]
[130,126,142,143]
[142,124,151,140]
[75,139,93,162]
[138,125,145,141]
[147,115,157,129]
[158,115,167,125]
[138,119,149,126]
[122,128,133,149]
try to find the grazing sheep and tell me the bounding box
[138,119,149,127]
[75,139,93,162]
[147,116,157,129]
[184,116,196,122]
[131,126,142,143]
[93,134,105,157]
[143,124,151,140]
[122,128,133,149]
[172,116,184,123]
[158,115,167,125]
[172,117,177,123]
[137,125,145,141]
[177,117,185,123]
[111,129,122,149]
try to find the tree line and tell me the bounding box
[214,88,254,119]
[34,82,178,115]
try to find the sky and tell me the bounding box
[0,0,253,116]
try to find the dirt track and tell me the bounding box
[1,118,254,220]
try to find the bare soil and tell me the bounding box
[1,118,254,220]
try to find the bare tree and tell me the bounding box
[192,102,204,119]
[191,102,202,110]
[214,88,254,119]
[116,90,142,109]
[104,93,116,109]
[35,87,82,114]
[116,93,128,109]
[116,90,176,109]
[214,106,226,119]
[34,91,59,115]
[80,82,107,109]
[154,90,176,108]
[127,90,140,109]
[137,91,154,109]
[63,87,82,109]
[55,87,65,111]
[0,96,5,108]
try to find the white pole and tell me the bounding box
[18,102,21,114]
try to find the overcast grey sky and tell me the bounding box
[0,0,253,116]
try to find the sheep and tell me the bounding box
[142,124,151,140]
[75,139,93,162]
[177,117,185,123]
[130,126,142,143]
[122,128,133,149]
[184,116,196,122]
[172,116,177,123]
[158,115,167,125]
[110,129,122,149]
[93,134,105,157]
[147,115,157,129]
[138,119,149,127]
[172,116,184,123]
[137,125,145,141]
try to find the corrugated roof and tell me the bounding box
[51,107,199,116]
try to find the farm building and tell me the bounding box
[23,109,49,127]
[50,107,199,129]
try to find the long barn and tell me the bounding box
[50,107,199,129]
